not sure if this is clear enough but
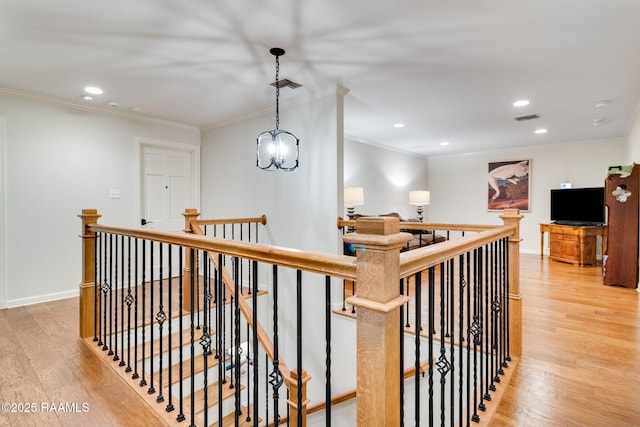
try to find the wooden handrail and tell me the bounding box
[196,214,267,226]
[87,224,356,281]
[338,216,501,233]
[188,222,291,380]
[398,225,516,277]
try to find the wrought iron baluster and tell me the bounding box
[482,245,491,407]
[471,249,481,422]
[108,234,114,356]
[93,233,99,343]
[296,269,303,427]
[200,250,211,427]
[156,242,165,403]
[117,234,124,365]
[166,243,174,413]
[133,238,140,381]
[414,271,422,427]
[125,236,133,373]
[270,265,281,425]
[148,241,156,395]
[176,247,185,422]
[140,240,147,388]
[504,237,512,364]
[216,253,224,425]
[189,248,196,427]
[325,275,332,427]
[438,262,451,427]
[233,257,242,423]
[428,266,435,427]
[252,260,259,424]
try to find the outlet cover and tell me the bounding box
[109,189,120,199]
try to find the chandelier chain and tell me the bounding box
[275,54,280,130]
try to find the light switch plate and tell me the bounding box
[109,189,120,199]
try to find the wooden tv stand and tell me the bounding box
[539,223,607,266]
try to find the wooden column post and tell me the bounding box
[343,217,412,427]
[500,208,523,357]
[78,208,101,338]
[182,208,200,314]
[285,369,312,427]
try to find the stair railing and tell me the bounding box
[78,207,522,427]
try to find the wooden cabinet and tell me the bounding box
[604,164,640,288]
[540,223,606,266]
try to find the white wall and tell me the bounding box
[201,87,346,404]
[344,139,429,219]
[624,109,640,162]
[428,139,625,253]
[0,94,200,307]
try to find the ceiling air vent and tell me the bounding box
[271,78,302,89]
[515,114,540,121]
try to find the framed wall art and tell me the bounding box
[487,159,530,211]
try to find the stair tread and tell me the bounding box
[155,351,224,386]
[201,404,260,427]
[183,376,243,411]
[137,327,214,361]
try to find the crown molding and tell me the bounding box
[0,86,199,132]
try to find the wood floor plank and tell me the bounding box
[0,253,638,426]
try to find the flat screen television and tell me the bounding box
[550,187,606,226]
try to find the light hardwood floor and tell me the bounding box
[0,253,639,426]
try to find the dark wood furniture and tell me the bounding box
[539,223,606,266]
[604,164,640,288]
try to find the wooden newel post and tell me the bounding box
[500,208,523,357]
[78,208,102,338]
[343,217,412,427]
[285,369,312,427]
[183,208,201,313]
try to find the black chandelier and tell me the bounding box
[256,48,299,172]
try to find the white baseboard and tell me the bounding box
[5,289,79,309]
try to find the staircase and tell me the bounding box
[85,291,265,426]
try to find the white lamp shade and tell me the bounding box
[344,187,365,206]
[409,190,430,205]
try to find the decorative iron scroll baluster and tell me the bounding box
[449,257,456,425]
[125,236,133,373]
[458,253,467,427]
[200,250,212,427]
[438,261,450,426]
[156,243,165,403]
[482,245,491,404]
[148,241,156,395]
[471,248,481,422]
[270,265,282,425]
[98,233,106,348]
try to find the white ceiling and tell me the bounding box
[1,0,640,156]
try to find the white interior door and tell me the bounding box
[142,145,195,231]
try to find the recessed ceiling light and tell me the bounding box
[513,99,530,107]
[84,86,103,95]
[440,141,450,146]
[593,118,605,126]
[393,123,405,128]
[82,95,94,101]
[534,128,548,134]
[131,106,143,113]
[107,101,120,108]
[595,100,610,108]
